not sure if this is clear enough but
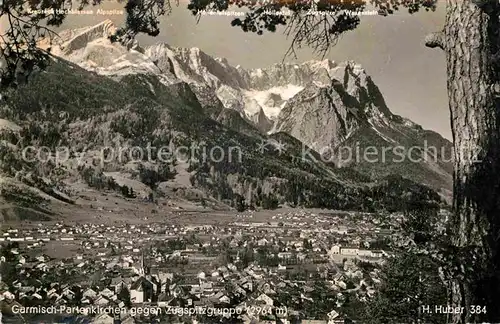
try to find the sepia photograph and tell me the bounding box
[0,0,498,323]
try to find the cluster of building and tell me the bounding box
[0,210,398,323]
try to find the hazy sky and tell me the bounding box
[12,2,451,138]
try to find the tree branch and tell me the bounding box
[425,31,445,50]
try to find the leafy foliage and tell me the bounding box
[118,287,132,308]
[138,163,175,189]
[1,185,48,207]
[0,243,19,285]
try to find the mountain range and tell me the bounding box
[0,20,452,221]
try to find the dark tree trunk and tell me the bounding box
[426,0,500,322]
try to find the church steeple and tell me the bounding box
[139,252,145,276]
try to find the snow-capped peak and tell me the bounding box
[41,20,392,134]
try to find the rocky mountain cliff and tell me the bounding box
[0,20,450,220]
